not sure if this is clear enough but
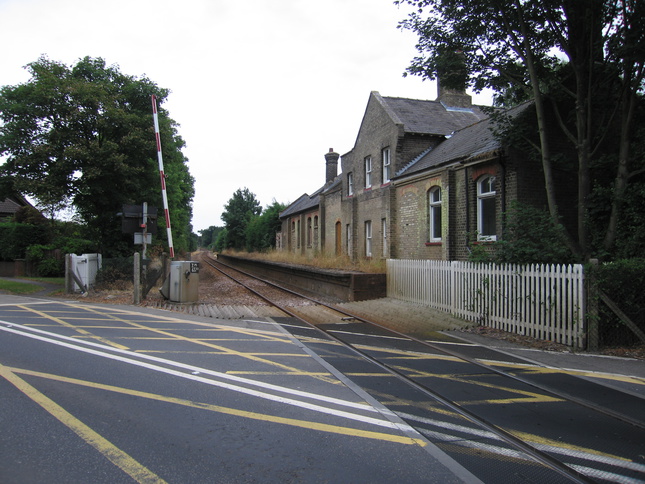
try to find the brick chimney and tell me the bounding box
[324,148,339,184]
[436,49,472,109]
[437,80,472,109]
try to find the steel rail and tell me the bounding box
[199,252,599,483]
[202,252,645,431]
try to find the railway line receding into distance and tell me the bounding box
[191,251,645,484]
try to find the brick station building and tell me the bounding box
[279,87,565,262]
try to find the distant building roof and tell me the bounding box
[279,190,321,218]
[280,176,341,220]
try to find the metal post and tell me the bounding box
[142,202,148,300]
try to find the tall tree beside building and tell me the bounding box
[245,200,286,252]
[221,188,262,250]
[0,56,194,256]
[396,0,645,261]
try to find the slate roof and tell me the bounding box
[279,188,322,218]
[380,95,488,136]
[0,194,32,219]
[397,102,530,178]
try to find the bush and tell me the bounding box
[495,202,574,264]
[594,259,645,347]
[25,244,64,277]
[37,258,63,277]
[0,223,48,261]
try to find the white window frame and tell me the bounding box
[346,224,352,256]
[382,148,391,184]
[381,218,387,257]
[365,220,372,257]
[364,156,372,188]
[347,172,354,196]
[477,175,497,241]
[428,187,442,242]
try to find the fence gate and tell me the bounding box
[69,253,102,292]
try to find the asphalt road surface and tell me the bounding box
[0,297,475,483]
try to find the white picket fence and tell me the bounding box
[387,260,585,348]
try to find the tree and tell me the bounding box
[199,225,225,249]
[0,56,195,256]
[220,188,262,250]
[396,0,645,261]
[245,200,286,252]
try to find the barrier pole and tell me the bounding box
[151,95,175,258]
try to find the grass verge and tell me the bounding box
[0,279,43,294]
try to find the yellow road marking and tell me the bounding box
[74,305,339,384]
[507,428,631,462]
[357,343,645,388]
[0,364,166,483]
[9,366,425,447]
[17,305,129,350]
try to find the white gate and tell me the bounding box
[70,253,102,292]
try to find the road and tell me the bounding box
[0,296,475,484]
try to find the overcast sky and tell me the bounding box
[1,0,491,232]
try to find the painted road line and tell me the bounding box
[17,305,129,350]
[9,366,425,446]
[75,305,339,384]
[399,411,645,481]
[0,323,400,428]
[0,321,377,413]
[0,363,166,484]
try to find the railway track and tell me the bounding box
[199,251,645,483]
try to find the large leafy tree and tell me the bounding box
[396,0,645,261]
[0,56,194,256]
[245,200,287,252]
[221,188,262,250]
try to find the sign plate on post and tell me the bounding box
[134,232,152,244]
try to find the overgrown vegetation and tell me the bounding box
[469,202,574,264]
[220,249,387,274]
[593,259,645,348]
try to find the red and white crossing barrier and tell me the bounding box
[151,95,174,258]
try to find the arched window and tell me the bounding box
[477,175,496,241]
[428,186,442,242]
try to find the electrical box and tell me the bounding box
[161,261,199,303]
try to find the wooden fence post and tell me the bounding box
[133,252,140,305]
[65,254,72,294]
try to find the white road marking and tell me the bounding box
[0,321,398,429]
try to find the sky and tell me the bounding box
[1,0,491,232]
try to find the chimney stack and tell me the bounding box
[437,80,472,109]
[324,148,339,184]
[436,49,472,108]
